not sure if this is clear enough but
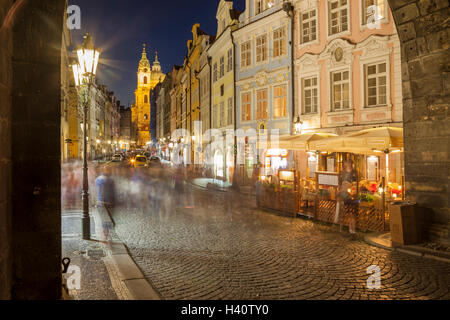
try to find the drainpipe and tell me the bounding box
[284,2,296,137]
[194,68,201,168]
[207,55,213,176]
[231,30,238,186]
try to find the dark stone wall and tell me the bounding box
[10,0,64,299]
[0,0,14,301]
[0,0,65,299]
[388,0,450,240]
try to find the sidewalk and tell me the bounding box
[364,232,450,263]
[62,206,160,300]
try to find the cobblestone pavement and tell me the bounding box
[110,168,450,300]
[62,210,118,300]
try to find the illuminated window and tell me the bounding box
[302,77,318,114]
[256,34,268,63]
[300,9,317,43]
[220,56,225,78]
[256,89,268,120]
[273,27,286,58]
[331,70,350,111]
[227,98,233,126]
[328,0,349,35]
[365,62,387,107]
[227,49,233,72]
[241,92,251,121]
[241,41,251,68]
[255,0,265,15]
[274,85,287,118]
[220,102,225,127]
[213,63,218,82]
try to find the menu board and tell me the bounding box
[318,173,339,186]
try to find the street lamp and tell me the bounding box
[72,32,100,240]
[294,116,303,135]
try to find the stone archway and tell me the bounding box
[387,0,449,242]
[0,0,448,300]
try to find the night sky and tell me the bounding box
[68,0,245,106]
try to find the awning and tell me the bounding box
[309,127,404,154]
[277,133,338,151]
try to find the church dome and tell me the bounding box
[139,44,150,70]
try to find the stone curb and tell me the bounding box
[94,207,161,300]
[364,234,450,264]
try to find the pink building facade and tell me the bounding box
[292,0,404,184]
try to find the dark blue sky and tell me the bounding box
[69,0,245,106]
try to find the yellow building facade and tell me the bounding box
[185,24,210,163]
[133,44,165,147]
[208,0,241,182]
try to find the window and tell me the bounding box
[144,114,148,120]
[362,0,386,26]
[274,85,287,118]
[213,105,218,128]
[143,76,148,84]
[213,63,218,82]
[241,41,251,68]
[220,56,225,78]
[302,77,318,114]
[256,34,268,63]
[227,98,233,126]
[241,92,251,121]
[256,89,268,120]
[220,102,225,127]
[227,49,233,72]
[255,0,265,15]
[144,95,148,104]
[365,62,387,107]
[273,27,286,58]
[328,0,349,35]
[331,70,350,111]
[300,9,317,44]
[220,84,224,97]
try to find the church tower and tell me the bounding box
[133,43,166,147]
[134,44,152,146]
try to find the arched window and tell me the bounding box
[143,76,148,84]
[144,95,148,103]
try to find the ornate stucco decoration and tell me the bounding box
[356,35,391,58]
[320,38,354,69]
[295,53,319,73]
[255,71,269,87]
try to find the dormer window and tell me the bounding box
[255,0,264,15]
[255,0,274,15]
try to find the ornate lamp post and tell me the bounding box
[72,33,100,240]
[294,116,303,135]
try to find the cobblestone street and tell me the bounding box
[110,168,450,300]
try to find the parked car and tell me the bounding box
[133,155,148,168]
[111,154,123,162]
[149,156,161,165]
